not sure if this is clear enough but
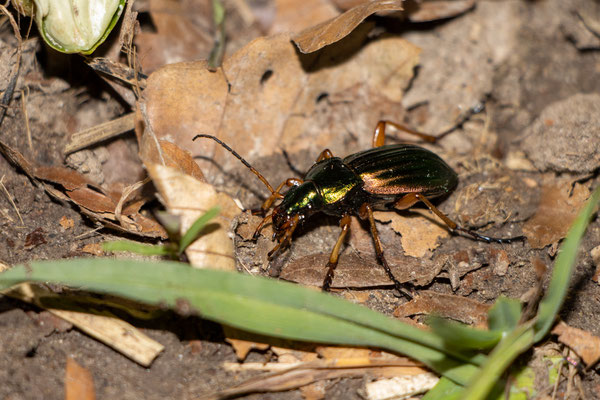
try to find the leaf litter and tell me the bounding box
[1,0,600,399]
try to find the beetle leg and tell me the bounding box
[395,194,526,244]
[259,178,303,212]
[322,214,352,291]
[373,121,438,147]
[252,213,273,240]
[267,215,300,259]
[316,149,334,162]
[359,203,414,300]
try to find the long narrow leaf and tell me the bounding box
[428,316,503,350]
[179,206,220,253]
[487,296,522,332]
[102,240,174,256]
[461,322,535,400]
[421,377,463,400]
[0,258,480,385]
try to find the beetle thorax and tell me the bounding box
[272,182,323,233]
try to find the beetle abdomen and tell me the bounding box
[343,144,458,198]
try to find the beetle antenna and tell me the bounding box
[455,227,526,244]
[436,102,486,140]
[193,134,276,194]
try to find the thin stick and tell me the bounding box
[21,88,32,151]
[0,175,24,225]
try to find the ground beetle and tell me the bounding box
[194,120,524,299]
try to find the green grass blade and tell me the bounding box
[0,258,480,385]
[487,296,522,332]
[421,377,463,400]
[534,187,600,342]
[428,316,503,350]
[102,241,174,256]
[178,207,220,253]
[461,322,535,400]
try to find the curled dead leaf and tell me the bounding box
[270,0,338,35]
[552,321,600,367]
[404,0,476,22]
[292,0,403,53]
[20,154,164,237]
[146,163,241,270]
[139,136,205,181]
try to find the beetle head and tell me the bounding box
[271,181,323,235]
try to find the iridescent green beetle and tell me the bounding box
[194,121,524,298]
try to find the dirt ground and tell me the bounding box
[1,0,600,399]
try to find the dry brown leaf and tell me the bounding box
[134,0,213,73]
[552,321,600,367]
[222,325,295,361]
[35,165,91,190]
[141,61,228,174]
[279,216,449,288]
[393,290,490,327]
[65,357,96,400]
[404,0,475,22]
[143,32,420,180]
[374,209,449,258]
[280,252,413,288]
[269,0,338,35]
[292,0,403,53]
[146,164,241,270]
[217,33,306,161]
[20,155,164,237]
[67,187,119,213]
[226,337,271,361]
[522,181,590,249]
[140,138,205,181]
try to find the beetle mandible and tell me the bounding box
[194,120,524,298]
